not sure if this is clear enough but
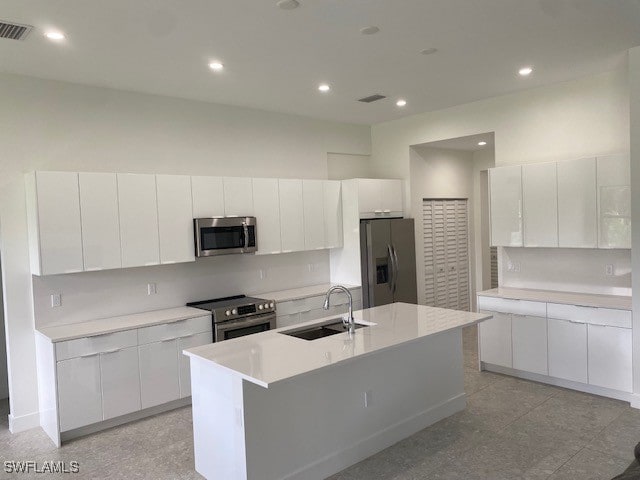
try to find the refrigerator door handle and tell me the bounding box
[391,245,399,294]
[387,244,395,293]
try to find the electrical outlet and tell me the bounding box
[307,263,314,272]
[605,264,614,276]
[51,293,61,308]
[259,269,267,280]
[363,390,373,408]
[514,262,521,273]
[147,283,157,295]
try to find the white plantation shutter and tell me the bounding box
[423,199,470,311]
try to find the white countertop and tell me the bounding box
[477,287,632,310]
[36,306,208,343]
[256,283,361,303]
[184,303,491,388]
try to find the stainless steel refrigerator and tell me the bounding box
[360,218,418,308]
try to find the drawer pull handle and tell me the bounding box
[80,353,99,358]
[178,334,197,340]
[168,318,187,324]
[161,338,177,343]
[102,348,122,355]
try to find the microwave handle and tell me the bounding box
[243,222,249,249]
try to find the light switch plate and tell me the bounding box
[259,269,267,280]
[363,390,373,408]
[51,293,61,308]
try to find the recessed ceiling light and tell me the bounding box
[478,141,487,146]
[318,84,331,92]
[360,26,380,35]
[519,66,533,76]
[396,99,407,107]
[420,48,438,56]
[44,31,65,41]
[208,62,224,72]
[277,0,300,9]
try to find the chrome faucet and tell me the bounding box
[323,285,355,335]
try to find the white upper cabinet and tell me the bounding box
[156,175,195,264]
[191,176,225,218]
[252,178,282,254]
[26,171,84,275]
[117,173,160,268]
[79,173,122,271]
[356,178,403,218]
[522,162,558,247]
[557,158,597,248]
[489,166,523,247]
[323,180,343,249]
[303,180,326,250]
[279,179,305,253]
[597,154,630,249]
[223,177,254,216]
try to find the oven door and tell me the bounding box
[195,217,257,257]
[214,312,276,342]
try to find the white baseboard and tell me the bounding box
[284,393,467,480]
[8,410,40,433]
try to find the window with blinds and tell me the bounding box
[423,199,470,311]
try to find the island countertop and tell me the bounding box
[184,302,491,388]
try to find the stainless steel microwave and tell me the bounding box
[194,217,257,257]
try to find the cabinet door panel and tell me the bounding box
[357,179,381,215]
[191,176,225,218]
[489,166,523,247]
[101,346,141,420]
[157,175,195,264]
[478,311,512,367]
[139,340,180,409]
[512,314,547,375]
[381,179,403,213]
[279,179,305,252]
[178,332,213,398]
[588,325,632,392]
[557,158,597,248]
[597,154,631,249]
[523,163,558,247]
[57,355,102,431]
[36,171,84,274]
[323,181,343,248]
[117,174,160,267]
[223,177,254,216]
[548,318,587,383]
[303,180,325,250]
[252,178,282,254]
[79,172,122,270]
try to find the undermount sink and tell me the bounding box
[282,319,367,341]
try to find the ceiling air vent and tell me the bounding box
[0,20,32,40]
[358,94,386,103]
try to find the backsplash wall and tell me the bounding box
[500,247,631,296]
[32,250,329,327]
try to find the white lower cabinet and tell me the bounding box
[478,311,512,368]
[100,346,141,420]
[139,340,181,409]
[547,318,588,383]
[276,288,362,329]
[511,314,548,375]
[588,324,632,392]
[178,332,213,398]
[57,355,102,432]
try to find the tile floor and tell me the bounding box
[0,325,636,479]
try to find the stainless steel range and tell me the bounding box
[187,295,276,342]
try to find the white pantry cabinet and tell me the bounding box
[303,180,326,250]
[79,172,122,271]
[178,332,213,398]
[511,314,547,375]
[323,181,343,249]
[26,171,84,275]
[522,163,558,247]
[100,346,141,420]
[489,166,523,247]
[478,311,512,368]
[252,178,282,255]
[356,178,403,218]
[587,324,632,392]
[57,355,102,432]
[223,177,254,216]
[597,154,631,249]
[191,176,225,218]
[279,179,305,253]
[557,158,597,248]
[156,175,195,264]
[117,174,160,268]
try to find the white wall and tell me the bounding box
[327,153,372,180]
[0,256,8,400]
[0,72,371,431]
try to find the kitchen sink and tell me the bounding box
[282,319,367,341]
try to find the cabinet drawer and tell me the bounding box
[547,303,631,328]
[138,315,211,344]
[56,330,138,361]
[477,296,546,317]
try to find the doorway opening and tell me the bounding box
[0,253,9,432]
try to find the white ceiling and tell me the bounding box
[1,0,639,125]
[418,133,495,152]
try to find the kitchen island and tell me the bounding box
[184,302,491,480]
